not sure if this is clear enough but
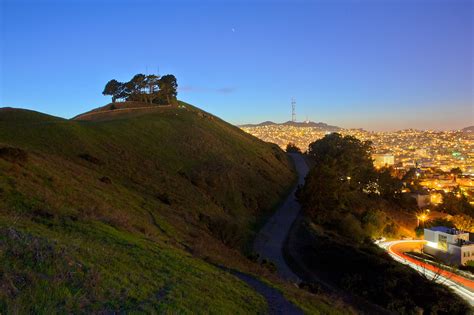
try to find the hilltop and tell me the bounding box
[240,120,341,131]
[0,102,343,313]
[463,125,474,132]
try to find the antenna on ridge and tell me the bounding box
[291,98,296,122]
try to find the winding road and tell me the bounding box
[379,240,474,305]
[253,153,309,283]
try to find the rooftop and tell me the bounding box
[426,226,468,235]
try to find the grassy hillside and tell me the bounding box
[0,102,343,313]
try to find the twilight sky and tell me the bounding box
[1,0,473,131]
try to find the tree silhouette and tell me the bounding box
[158,74,178,105]
[102,79,122,103]
[102,73,178,105]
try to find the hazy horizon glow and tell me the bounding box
[1,0,473,131]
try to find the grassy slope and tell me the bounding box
[0,103,342,313]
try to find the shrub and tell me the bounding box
[246,252,260,262]
[361,209,385,237]
[260,259,277,273]
[99,176,112,184]
[427,218,455,228]
[156,193,171,205]
[383,222,399,238]
[414,226,424,237]
[203,216,245,248]
[299,281,323,294]
[338,213,365,242]
[286,142,302,153]
[0,147,28,164]
[78,153,103,165]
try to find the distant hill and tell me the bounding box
[0,102,338,313]
[462,125,474,132]
[240,120,341,131]
[239,121,277,127]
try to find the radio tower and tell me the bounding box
[291,98,296,122]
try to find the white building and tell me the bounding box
[423,226,474,266]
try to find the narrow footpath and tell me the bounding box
[229,153,308,315]
[253,153,309,283]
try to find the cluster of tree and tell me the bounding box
[436,186,474,217]
[297,133,407,241]
[299,133,403,220]
[102,74,178,105]
[285,142,302,153]
[452,214,474,232]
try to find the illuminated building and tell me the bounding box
[423,226,474,266]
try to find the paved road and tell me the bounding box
[379,240,474,305]
[253,153,309,283]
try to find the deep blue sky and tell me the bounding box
[1,0,472,130]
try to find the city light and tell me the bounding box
[241,125,474,205]
[416,211,430,227]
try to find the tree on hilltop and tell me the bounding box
[102,79,122,103]
[102,73,178,105]
[126,74,147,102]
[146,74,160,94]
[158,74,178,105]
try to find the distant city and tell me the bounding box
[240,121,474,205]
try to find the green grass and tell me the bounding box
[0,102,346,313]
[0,219,267,313]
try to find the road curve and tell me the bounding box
[253,153,309,283]
[380,240,474,305]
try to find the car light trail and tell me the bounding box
[379,240,474,306]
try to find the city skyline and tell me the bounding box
[1,0,473,131]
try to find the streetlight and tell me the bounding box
[416,211,429,227]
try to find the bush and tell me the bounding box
[286,142,302,153]
[99,176,112,184]
[299,281,323,294]
[246,252,260,262]
[0,147,28,164]
[78,153,103,165]
[460,261,474,274]
[338,213,365,242]
[383,222,399,238]
[414,226,424,237]
[427,218,454,228]
[260,259,277,273]
[361,209,385,237]
[156,193,171,205]
[201,215,245,248]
